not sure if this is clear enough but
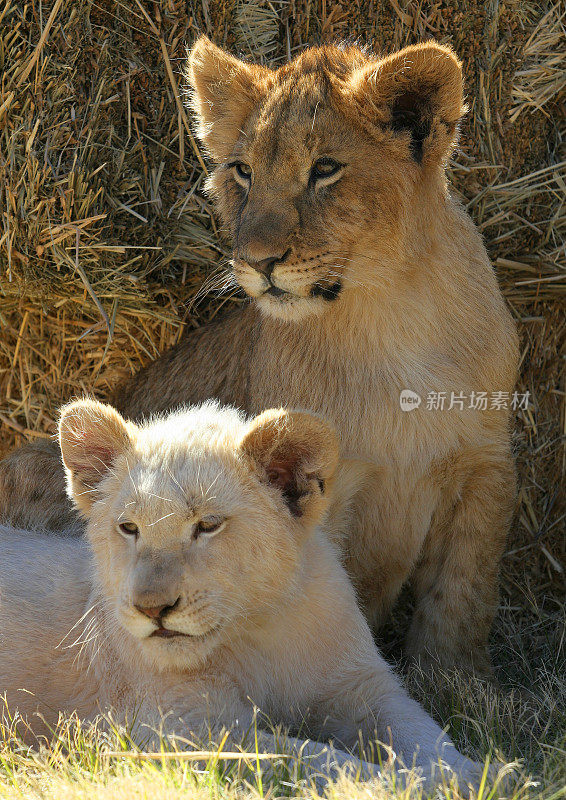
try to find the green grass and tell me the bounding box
[0,715,561,800]
[1,585,563,800]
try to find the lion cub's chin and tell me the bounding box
[256,292,330,323]
[233,259,342,323]
[137,629,222,672]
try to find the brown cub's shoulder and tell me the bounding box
[114,305,259,421]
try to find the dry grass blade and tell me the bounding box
[234,0,283,61]
[510,4,566,122]
[103,750,289,760]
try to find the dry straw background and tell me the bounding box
[0,0,564,651]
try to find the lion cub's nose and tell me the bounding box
[246,248,291,277]
[134,598,180,621]
[249,256,279,278]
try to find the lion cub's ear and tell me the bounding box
[240,409,339,529]
[59,400,135,515]
[186,36,271,161]
[350,42,466,165]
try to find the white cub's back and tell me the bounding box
[0,526,98,732]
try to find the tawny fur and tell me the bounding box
[0,400,484,790]
[0,38,518,676]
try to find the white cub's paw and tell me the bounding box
[428,753,510,796]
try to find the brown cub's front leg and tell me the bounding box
[0,439,79,532]
[406,447,516,678]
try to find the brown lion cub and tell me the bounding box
[0,38,518,677]
[0,400,484,790]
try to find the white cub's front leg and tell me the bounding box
[321,631,484,793]
[129,693,378,790]
[254,731,379,788]
[374,689,483,788]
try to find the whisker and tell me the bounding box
[203,471,221,500]
[146,493,174,503]
[147,511,177,527]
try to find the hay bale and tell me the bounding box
[0,0,564,589]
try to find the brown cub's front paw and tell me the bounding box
[406,646,495,686]
[0,439,80,532]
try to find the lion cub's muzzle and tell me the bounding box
[246,248,291,279]
[238,248,295,298]
[232,250,343,304]
[130,586,221,641]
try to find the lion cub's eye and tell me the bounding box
[193,517,226,540]
[118,521,139,539]
[310,158,343,183]
[232,162,252,185]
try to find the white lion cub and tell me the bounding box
[0,399,481,787]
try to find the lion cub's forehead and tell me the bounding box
[137,403,246,450]
[117,404,250,519]
[242,52,364,168]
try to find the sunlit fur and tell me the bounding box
[0,399,486,790]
